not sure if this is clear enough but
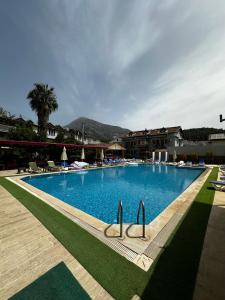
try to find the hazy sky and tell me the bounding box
[0,0,225,130]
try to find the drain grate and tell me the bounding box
[60,207,138,262]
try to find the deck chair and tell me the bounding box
[47,161,62,171]
[210,180,225,191]
[29,162,42,173]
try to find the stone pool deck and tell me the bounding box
[193,171,225,300]
[0,185,113,300]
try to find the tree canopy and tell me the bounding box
[183,127,225,141]
[27,83,58,140]
[8,124,39,141]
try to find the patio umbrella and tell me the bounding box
[61,146,68,167]
[81,148,85,161]
[107,143,126,151]
[100,148,104,161]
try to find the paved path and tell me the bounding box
[193,177,225,300]
[0,186,113,300]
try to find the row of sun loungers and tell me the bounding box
[28,161,89,173]
[209,165,225,191]
[28,159,131,173]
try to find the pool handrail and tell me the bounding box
[117,200,123,237]
[137,200,146,238]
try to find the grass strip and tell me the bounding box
[0,167,218,299]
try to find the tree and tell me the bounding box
[8,124,38,141]
[0,106,15,120]
[27,83,58,140]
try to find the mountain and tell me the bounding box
[182,127,225,141]
[66,117,130,142]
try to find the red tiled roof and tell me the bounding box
[124,126,181,138]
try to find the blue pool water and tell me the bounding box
[23,165,203,224]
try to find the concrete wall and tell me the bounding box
[167,142,225,163]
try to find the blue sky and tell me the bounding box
[0,0,225,130]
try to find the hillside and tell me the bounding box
[66,117,130,142]
[183,127,225,141]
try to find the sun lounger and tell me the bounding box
[69,162,82,170]
[199,159,205,167]
[47,161,62,171]
[74,161,89,168]
[28,162,42,173]
[177,160,185,166]
[210,180,225,191]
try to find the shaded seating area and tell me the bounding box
[0,140,128,172]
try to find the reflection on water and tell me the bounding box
[152,165,156,173]
[158,165,162,173]
[165,166,168,174]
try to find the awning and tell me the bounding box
[107,143,126,151]
[0,140,110,149]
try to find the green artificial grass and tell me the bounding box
[0,167,218,300]
[9,262,91,300]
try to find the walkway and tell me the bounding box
[193,176,225,300]
[0,186,113,300]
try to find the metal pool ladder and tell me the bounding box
[137,200,146,238]
[116,199,146,238]
[117,200,123,237]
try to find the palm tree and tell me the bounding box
[27,83,58,140]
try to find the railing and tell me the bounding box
[117,200,123,237]
[137,200,146,238]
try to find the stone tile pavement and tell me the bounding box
[0,186,113,300]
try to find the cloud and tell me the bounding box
[0,0,225,130]
[120,7,225,129]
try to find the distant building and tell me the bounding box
[208,133,225,141]
[109,135,123,144]
[166,132,225,163]
[122,126,183,158]
[0,124,15,140]
[0,118,86,143]
[32,122,60,140]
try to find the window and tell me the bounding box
[48,129,56,136]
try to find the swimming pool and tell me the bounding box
[23,165,203,224]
